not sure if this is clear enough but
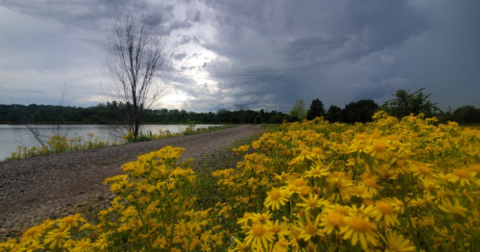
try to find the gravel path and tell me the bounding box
[0,125,264,239]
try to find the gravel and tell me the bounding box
[0,125,264,240]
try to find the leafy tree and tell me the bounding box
[341,99,379,123]
[325,105,342,123]
[453,105,480,124]
[289,99,307,121]
[269,114,284,124]
[383,88,440,118]
[307,98,325,120]
[254,115,262,124]
[6,105,28,122]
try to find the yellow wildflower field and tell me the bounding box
[1,111,479,251]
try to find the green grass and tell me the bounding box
[260,123,283,132]
[191,124,281,210]
[191,131,265,210]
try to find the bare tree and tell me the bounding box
[104,9,169,141]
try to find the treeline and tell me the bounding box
[321,100,480,125]
[0,102,287,124]
[2,88,479,125]
[293,88,480,125]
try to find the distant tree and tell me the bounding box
[383,88,440,118]
[269,114,284,124]
[6,105,28,122]
[289,99,307,121]
[234,103,248,111]
[453,105,480,124]
[341,99,379,123]
[104,8,169,140]
[216,109,231,123]
[325,105,342,123]
[307,98,325,120]
[254,115,263,124]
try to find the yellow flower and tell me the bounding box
[468,163,480,173]
[93,233,111,250]
[232,238,250,251]
[305,161,330,178]
[72,238,93,252]
[340,214,378,250]
[297,193,327,211]
[383,231,416,252]
[354,133,370,142]
[244,223,275,250]
[264,188,290,210]
[272,237,290,252]
[289,148,315,165]
[438,198,467,218]
[319,205,348,235]
[418,216,435,229]
[20,225,43,243]
[447,168,477,186]
[286,177,308,195]
[375,163,398,180]
[392,199,405,214]
[251,211,273,225]
[410,162,435,179]
[361,172,383,196]
[371,200,399,226]
[269,220,290,238]
[366,139,391,160]
[237,212,253,226]
[24,240,45,252]
[274,172,292,183]
[311,147,326,160]
[59,213,85,230]
[298,214,323,242]
[43,228,70,249]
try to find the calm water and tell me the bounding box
[0,124,221,161]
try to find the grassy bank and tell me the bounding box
[4,124,232,161]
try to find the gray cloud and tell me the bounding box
[0,0,479,113]
[173,52,187,61]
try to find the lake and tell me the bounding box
[0,124,222,161]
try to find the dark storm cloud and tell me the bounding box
[201,60,301,111]
[284,36,349,63]
[193,0,426,111]
[0,0,183,34]
[342,1,429,60]
[195,0,479,112]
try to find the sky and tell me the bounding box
[0,0,479,113]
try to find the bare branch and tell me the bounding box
[103,8,170,140]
